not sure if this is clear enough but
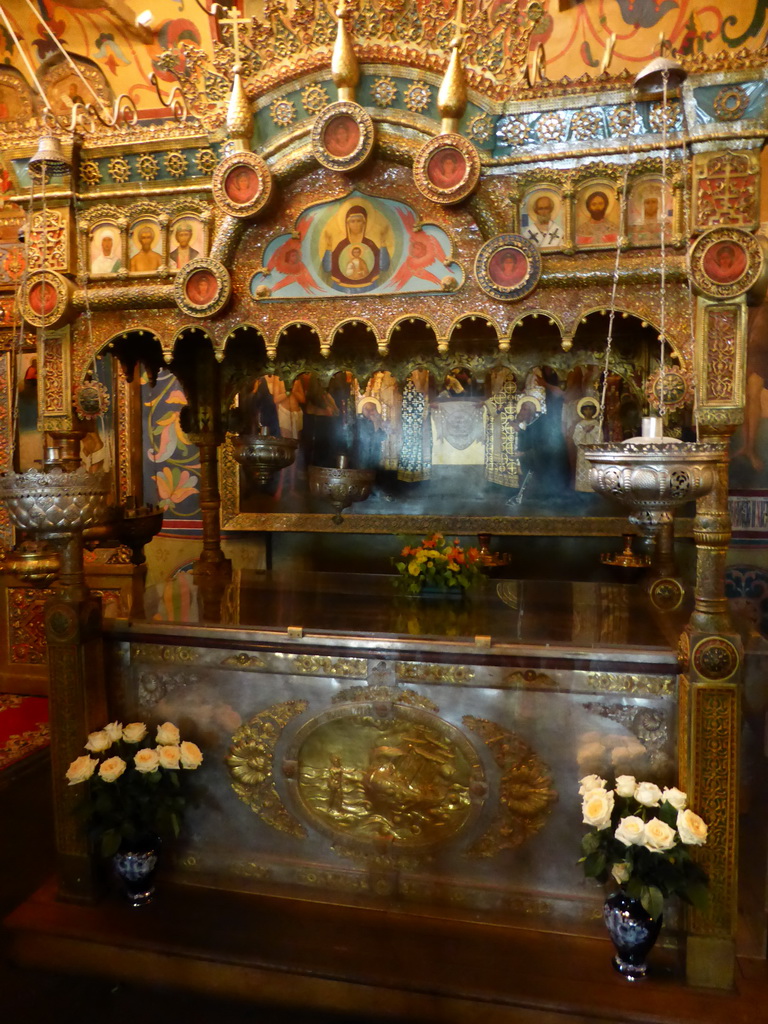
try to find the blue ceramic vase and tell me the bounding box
[603,890,663,980]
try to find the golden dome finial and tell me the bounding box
[227,65,253,151]
[437,1,468,133]
[332,3,359,102]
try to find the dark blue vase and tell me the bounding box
[603,891,663,980]
[112,835,159,907]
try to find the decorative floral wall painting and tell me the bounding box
[249,191,462,300]
[142,368,201,535]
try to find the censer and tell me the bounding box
[582,56,719,539]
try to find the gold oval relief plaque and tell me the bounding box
[291,703,485,849]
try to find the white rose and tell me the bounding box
[582,787,614,830]
[643,817,677,852]
[615,775,637,798]
[134,747,160,773]
[157,744,181,770]
[677,809,708,846]
[66,755,97,785]
[104,721,123,743]
[611,862,631,885]
[578,774,607,796]
[98,756,127,783]
[156,721,180,746]
[634,781,662,807]
[122,722,147,744]
[614,815,646,846]
[662,786,687,811]
[85,730,112,753]
[180,740,203,770]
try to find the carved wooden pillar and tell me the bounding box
[186,429,231,578]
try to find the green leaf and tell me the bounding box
[641,885,665,920]
[581,832,601,855]
[685,882,709,912]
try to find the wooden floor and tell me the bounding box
[3,755,768,1024]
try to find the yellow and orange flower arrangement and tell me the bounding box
[393,533,482,595]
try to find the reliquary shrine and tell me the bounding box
[0,0,767,1013]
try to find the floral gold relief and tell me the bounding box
[227,699,309,839]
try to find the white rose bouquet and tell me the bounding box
[65,720,203,857]
[579,774,709,919]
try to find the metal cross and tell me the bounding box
[219,5,251,64]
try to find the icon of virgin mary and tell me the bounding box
[321,204,391,294]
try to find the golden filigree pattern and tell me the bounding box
[107,156,131,184]
[463,715,557,857]
[130,644,200,664]
[570,109,603,141]
[301,83,330,115]
[703,306,738,404]
[403,81,431,113]
[28,210,67,272]
[291,655,367,678]
[713,85,749,122]
[137,154,160,181]
[270,98,297,127]
[535,112,567,144]
[586,672,675,696]
[496,115,529,146]
[395,661,475,685]
[221,652,267,669]
[467,112,495,143]
[164,151,189,179]
[195,148,218,175]
[228,699,309,838]
[694,150,759,231]
[80,159,102,186]
[371,76,398,108]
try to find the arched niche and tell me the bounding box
[169,327,223,435]
[446,315,502,357]
[274,322,323,362]
[387,317,438,362]
[329,320,380,362]
[107,329,165,386]
[221,324,269,406]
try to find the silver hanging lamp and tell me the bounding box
[582,52,721,538]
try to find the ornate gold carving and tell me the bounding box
[301,84,330,116]
[403,81,431,113]
[137,154,160,182]
[463,715,557,857]
[107,156,131,185]
[689,227,762,300]
[41,334,66,416]
[23,271,72,330]
[269,98,297,128]
[371,76,398,108]
[28,209,68,273]
[689,685,739,936]
[293,702,483,852]
[586,672,675,696]
[504,669,556,688]
[713,85,749,122]
[570,109,603,142]
[221,651,267,670]
[467,113,495,144]
[164,151,189,179]
[693,151,759,232]
[535,112,567,144]
[703,306,738,404]
[395,662,475,685]
[292,655,367,678]
[311,101,374,173]
[475,233,541,302]
[212,151,273,219]
[412,132,480,207]
[334,685,439,712]
[130,643,199,664]
[228,699,309,839]
[174,257,231,318]
[691,637,739,681]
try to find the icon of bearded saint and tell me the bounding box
[267,216,320,294]
[391,209,448,290]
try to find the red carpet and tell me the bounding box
[0,695,49,770]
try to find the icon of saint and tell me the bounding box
[321,204,391,293]
[576,189,619,245]
[186,270,217,305]
[170,223,200,269]
[129,225,162,272]
[323,116,360,158]
[225,165,259,205]
[488,247,526,289]
[91,233,122,274]
[703,241,746,284]
[524,193,563,248]
[427,147,466,190]
[28,279,57,316]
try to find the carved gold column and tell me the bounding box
[679,295,747,988]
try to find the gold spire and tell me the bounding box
[227,67,253,150]
[332,4,359,102]
[218,6,254,150]
[437,2,467,133]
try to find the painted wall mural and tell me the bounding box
[250,192,462,301]
[141,368,201,536]
[0,1,763,129]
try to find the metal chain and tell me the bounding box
[658,68,670,426]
